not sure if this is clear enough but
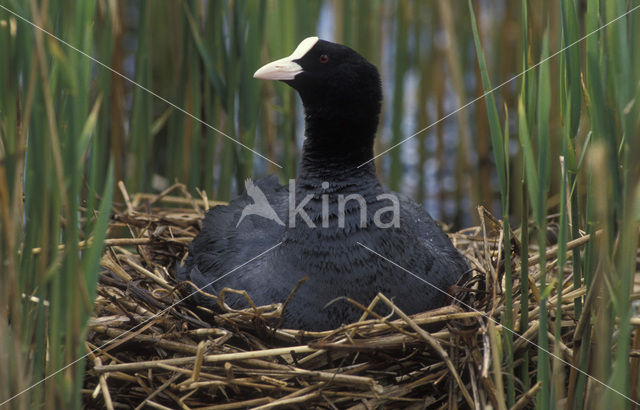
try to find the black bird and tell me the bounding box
[179,37,469,330]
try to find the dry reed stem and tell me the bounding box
[376,293,474,407]
[94,357,114,410]
[511,381,542,410]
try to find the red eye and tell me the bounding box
[319,54,329,63]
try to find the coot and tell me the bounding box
[179,37,469,330]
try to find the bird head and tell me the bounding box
[254,37,382,141]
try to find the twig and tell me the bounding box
[118,181,134,214]
[94,346,318,372]
[376,293,474,408]
[134,373,180,410]
[119,255,170,288]
[131,192,225,208]
[515,231,595,272]
[511,381,542,410]
[94,358,114,410]
[253,384,321,410]
[191,341,206,382]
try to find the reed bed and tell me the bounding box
[2,1,640,409]
[81,183,619,409]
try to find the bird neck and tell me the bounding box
[298,106,378,181]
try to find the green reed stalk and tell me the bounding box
[467,1,515,404]
[0,2,115,408]
[388,0,408,191]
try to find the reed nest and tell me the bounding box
[84,182,594,409]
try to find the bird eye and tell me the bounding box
[319,54,329,63]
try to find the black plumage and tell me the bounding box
[178,37,469,330]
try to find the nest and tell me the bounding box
[84,182,590,409]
